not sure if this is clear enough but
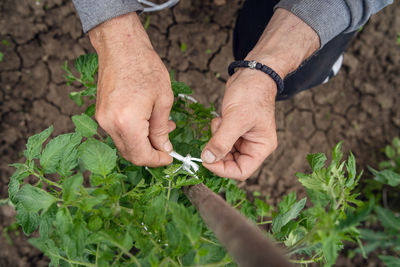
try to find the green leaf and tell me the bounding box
[322,234,340,267]
[175,177,202,188]
[375,206,400,231]
[169,202,201,244]
[15,184,57,213]
[8,164,29,204]
[369,167,400,187]
[384,145,396,159]
[254,198,270,217]
[39,204,57,238]
[0,52,3,62]
[62,173,83,202]
[337,198,374,230]
[171,80,193,96]
[88,216,103,231]
[277,192,297,213]
[57,134,82,177]
[272,197,306,233]
[379,255,400,267]
[85,104,96,117]
[74,53,98,83]
[40,133,82,174]
[307,153,327,171]
[24,126,53,161]
[72,113,98,138]
[69,91,84,106]
[16,203,40,235]
[331,141,343,166]
[78,138,117,176]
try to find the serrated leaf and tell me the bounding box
[307,153,327,171]
[74,53,98,83]
[40,133,82,174]
[369,167,400,187]
[272,197,306,233]
[172,80,193,96]
[15,184,57,213]
[254,198,270,217]
[24,126,53,161]
[337,198,374,230]
[322,234,340,267]
[332,141,343,166]
[57,134,82,177]
[8,165,29,204]
[39,204,57,238]
[78,138,117,176]
[375,206,400,231]
[62,173,83,202]
[72,113,98,138]
[16,203,40,235]
[277,192,297,213]
[169,202,201,244]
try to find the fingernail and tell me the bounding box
[163,141,173,152]
[202,150,216,163]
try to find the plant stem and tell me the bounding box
[28,167,62,189]
[233,198,245,208]
[200,236,219,246]
[289,256,323,264]
[47,251,96,267]
[257,220,272,225]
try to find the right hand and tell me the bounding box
[89,13,175,167]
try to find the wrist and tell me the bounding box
[245,8,320,78]
[88,12,153,57]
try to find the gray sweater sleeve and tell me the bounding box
[72,0,144,33]
[275,0,393,48]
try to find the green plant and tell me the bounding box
[0,52,3,62]
[356,137,400,266]
[7,53,369,267]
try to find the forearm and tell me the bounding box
[246,8,320,80]
[275,0,393,48]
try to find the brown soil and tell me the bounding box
[0,0,399,266]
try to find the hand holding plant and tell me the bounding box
[89,12,175,167]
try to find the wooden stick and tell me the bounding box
[183,183,292,267]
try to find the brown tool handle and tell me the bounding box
[183,183,292,267]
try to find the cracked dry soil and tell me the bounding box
[0,0,399,266]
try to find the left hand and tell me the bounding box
[201,68,278,180]
[200,8,320,180]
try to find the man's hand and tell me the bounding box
[89,13,175,167]
[201,69,278,180]
[201,8,320,180]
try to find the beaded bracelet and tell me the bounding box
[228,60,284,95]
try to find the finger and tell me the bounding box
[203,139,273,180]
[201,113,250,164]
[149,94,174,153]
[117,120,173,167]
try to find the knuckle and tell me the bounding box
[149,125,169,137]
[211,139,231,155]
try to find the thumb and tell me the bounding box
[202,114,249,164]
[149,97,174,153]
